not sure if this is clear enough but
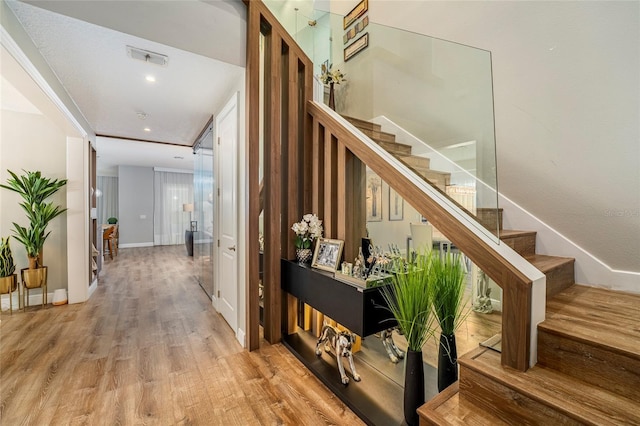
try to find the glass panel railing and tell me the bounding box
[265,3,500,241]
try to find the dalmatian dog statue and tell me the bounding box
[380,327,405,363]
[315,324,361,385]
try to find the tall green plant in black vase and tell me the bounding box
[431,251,469,392]
[381,252,436,426]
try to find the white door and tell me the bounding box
[216,93,239,331]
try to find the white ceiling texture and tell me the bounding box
[6,0,246,174]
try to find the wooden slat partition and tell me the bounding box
[245,0,314,347]
[307,102,532,371]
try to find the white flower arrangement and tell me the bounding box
[292,213,323,249]
[320,63,346,85]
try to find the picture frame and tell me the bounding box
[344,32,369,62]
[343,0,368,30]
[311,238,345,272]
[366,170,382,222]
[389,186,404,221]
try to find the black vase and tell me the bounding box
[437,333,458,392]
[404,349,424,426]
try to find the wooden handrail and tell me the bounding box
[308,101,534,371]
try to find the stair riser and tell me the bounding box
[544,262,575,298]
[501,235,536,257]
[538,329,640,402]
[476,208,503,232]
[400,155,431,169]
[459,367,583,425]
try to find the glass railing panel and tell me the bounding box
[266,3,501,241]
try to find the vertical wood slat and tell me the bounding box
[263,30,283,343]
[323,131,336,238]
[245,1,261,351]
[336,142,347,244]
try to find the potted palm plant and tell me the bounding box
[1,170,67,295]
[431,251,469,392]
[0,236,18,311]
[381,252,436,426]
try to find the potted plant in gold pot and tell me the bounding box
[0,236,18,312]
[1,170,67,302]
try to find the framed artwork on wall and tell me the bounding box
[312,238,345,272]
[389,186,404,221]
[343,0,368,29]
[366,171,382,222]
[344,33,369,62]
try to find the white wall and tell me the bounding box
[0,109,68,292]
[118,166,154,247]
[328,1,639,288]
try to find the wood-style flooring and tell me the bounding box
[0,246,363,425]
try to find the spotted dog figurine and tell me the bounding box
[381,327,405,363]
[315,324,361,385]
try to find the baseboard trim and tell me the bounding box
[1,291,54,311]
[118,242,154,248]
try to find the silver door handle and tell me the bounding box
[228,246,236,251]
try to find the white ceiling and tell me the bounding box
[6,0,246,174]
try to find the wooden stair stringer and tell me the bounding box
[458,347,640,425]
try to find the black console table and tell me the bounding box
[281,259,396,336]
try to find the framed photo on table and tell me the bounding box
[312,238,344,272]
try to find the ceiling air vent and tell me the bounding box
[126,46,169,67]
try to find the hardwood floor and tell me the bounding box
[0,246,363,425]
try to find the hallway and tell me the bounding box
[0,246,363,425]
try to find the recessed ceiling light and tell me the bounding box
[144,127,151,132]
[145,75,156,83]
[137,112,148,120]
[174,156,184,160]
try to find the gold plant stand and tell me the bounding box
[0,274,18,313]
[21,267,47,310]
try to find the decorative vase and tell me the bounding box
[295,248,313,265]
[328,82,336,111]
[437,333,458,392]
[404,349,425,426]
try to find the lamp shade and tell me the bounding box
[183,203,194,212]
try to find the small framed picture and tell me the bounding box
[312,238,345,272]
[389,186,404,221]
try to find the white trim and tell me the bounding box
[1,291,55,310]
[0,27,88,137]
[118,242,154,248]
[236,328,245,347]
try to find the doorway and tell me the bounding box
[193,125,215,299]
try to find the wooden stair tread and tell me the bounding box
[499,230,537,239]
[376,140,412,155]
[460,348,640,425]
[541,285,640,360]
[525,254,574,272]
[418,382,510,426]
[341,114,381,132]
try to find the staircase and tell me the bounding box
[417,221,640,423]
[343,115,451,191]
[344,114,639,424]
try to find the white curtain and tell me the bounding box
[153,171,193,246]
[97,176,118,225]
